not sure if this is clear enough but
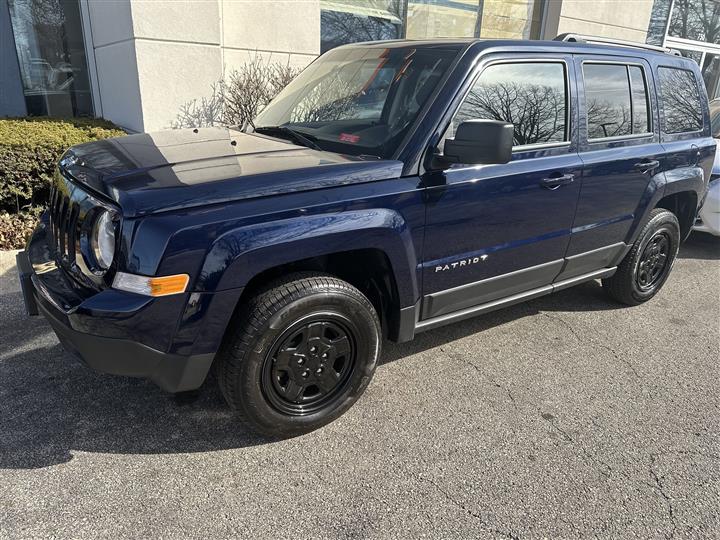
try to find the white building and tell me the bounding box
[2,0,720,133]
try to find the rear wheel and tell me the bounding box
[602,208,680,305]
[217,272,381,437]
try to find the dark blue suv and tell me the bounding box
[17,35,715,436]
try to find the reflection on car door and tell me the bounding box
[420,55,582,322]
[561,56,666,279]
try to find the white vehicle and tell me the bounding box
[695,99,720,236]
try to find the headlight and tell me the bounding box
[91,210,116,270]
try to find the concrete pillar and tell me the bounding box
[86,0,143,131]
[86,0,321,132]
[555,0,655,42]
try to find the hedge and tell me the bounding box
[0,207,43,250]
[0,117,125,214]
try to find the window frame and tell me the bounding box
[656,65,705,137]
[581,60,654,144]
[441,57,572,154]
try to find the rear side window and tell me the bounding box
[584,63,651,140]
[450,62,568,147]
[658,67,703,134]
[629,66,650,134]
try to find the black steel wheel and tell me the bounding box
[635,231,671,291]
[262,315,357,415]
[216,272,381,437]
[603,208,680,305]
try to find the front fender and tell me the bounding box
[195,209,420,307]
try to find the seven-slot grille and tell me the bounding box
[48,181,81,264]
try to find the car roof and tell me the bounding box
[337,38,687,62]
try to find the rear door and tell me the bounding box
[561,55,665,280]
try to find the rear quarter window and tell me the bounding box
[658,67,703,134]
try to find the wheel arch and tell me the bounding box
[196,209,420,343]
[234,249,403,340]
[655,190,698,241]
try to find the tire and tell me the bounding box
[602,208,680,306]
[216,272,381,437]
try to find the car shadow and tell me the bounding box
[0,236,715,470]
[678,232,720,260]
[0,280,618,470]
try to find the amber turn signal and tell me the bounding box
[113,272,189,297]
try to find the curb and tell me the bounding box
[0,249,20,275]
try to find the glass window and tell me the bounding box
[658,67,703,133]
[476,0,545,39]
[629,66,651,134]
[254,45,460,159]
[7,0,93,117]
[406,0,479,38]
[448,62,567,148]
[668,0,720,44]
[710,98,720,137]
[676,48,704,64]
[320,1,403,53]
[585,64,632,139]
[672,49,720,101]
[701,52,720,99]
[647,0,675,46]
[405,0,544,40]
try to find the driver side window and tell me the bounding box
[441,61,568,151]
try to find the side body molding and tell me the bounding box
[194,209,421,307]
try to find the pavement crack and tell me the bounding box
[448,352,518,411]
[540,312,641,379]
[540,410,613,479]
[422,476,521,540]
[649,454,678,540]
[659,449,720,461]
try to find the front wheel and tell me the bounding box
[602,208,680,306]
[216,272,381,437]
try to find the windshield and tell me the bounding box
[252,45,460,159]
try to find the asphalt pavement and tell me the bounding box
[1,233,718,539]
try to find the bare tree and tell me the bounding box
[173,55,300,129]
[587,100,631,138]
[321,1,403,52]
[289,70,362,123]
[669,0,720,42]
[457,81,566,145]
[660,67,704,132]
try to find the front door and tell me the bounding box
[421,55,582,320]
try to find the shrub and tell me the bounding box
[173,54,301,129]
[0,207,43,250]
[0,117,125,214]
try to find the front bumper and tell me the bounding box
[16,218,220,393]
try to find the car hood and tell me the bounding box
[59,127,403,217]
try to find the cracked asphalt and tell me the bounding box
[1,233,718,539]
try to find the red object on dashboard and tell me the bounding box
[339,133,360,143]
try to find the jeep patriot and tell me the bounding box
[17,35,715,436]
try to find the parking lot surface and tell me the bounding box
[1,233,718,539]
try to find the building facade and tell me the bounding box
[2,0,720,133]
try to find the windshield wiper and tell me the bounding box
[253,125,323,151]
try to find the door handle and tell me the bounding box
[540,173,574,190]
[634,159,660,173]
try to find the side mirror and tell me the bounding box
[442,119,514,166]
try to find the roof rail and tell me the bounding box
[554,33,682,56]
